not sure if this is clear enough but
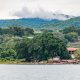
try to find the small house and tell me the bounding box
[67,48,78,59]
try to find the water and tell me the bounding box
[0,65,80,80]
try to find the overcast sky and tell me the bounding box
[0,0,80,19]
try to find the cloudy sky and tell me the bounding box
[0,0,80,19]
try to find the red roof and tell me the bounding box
[67,48,78,51]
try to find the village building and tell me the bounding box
[67,48,78,59]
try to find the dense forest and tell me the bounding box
[0,24,80,63]
[0,26,73,62]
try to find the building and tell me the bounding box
[67,48,78,59]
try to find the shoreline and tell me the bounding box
[0,59,80,65]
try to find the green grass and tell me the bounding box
[0,59,26,64]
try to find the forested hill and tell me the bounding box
[52,16,80,29]
[0,17,80,29]
[0,18,60,29]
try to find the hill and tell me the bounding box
[0,18,60,29]
[0,17,80,30]
[53,16,80,29]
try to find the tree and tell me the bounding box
[0,49,16,59]
[9,27,24,37]
[53,31,68,44]
[24,28,34,35]
[28,31,71,61]
[65,32,78,42]
[62,26,78,34]
[62,26,80,36]
[15,31,71,62]
[15,37,31,61]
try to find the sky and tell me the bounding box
[0,0,80,19]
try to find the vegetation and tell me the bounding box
[64,32,78,42]
[61,26,80,42]
[0,22,80,63]
[74,49,80,59]
[0,27,72,63]
[0,27,34,36]
[62,26,80,35]
[1,17,80,30]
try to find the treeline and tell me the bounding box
[61,26,80,42]
[0,26,79,62]
[0,29,71,62]
[0,27,34,36]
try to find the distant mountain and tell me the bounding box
[39,16,80,29]
[0,16,80,30]
[50,16,80,29]
[0,18,60,29]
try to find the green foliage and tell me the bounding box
[74,49,80,59]
[8,27,24,37]
[0,27,34,37]
[62,26,78,34]
[15,38,31,61]
[0,27,71,62]
[24,28,34,35]
[65,32,78,42]
[0,49,16,59]
[28,31,71,61]
[1,17,80,30]
[53,31,68,44]
[62,26,80,36]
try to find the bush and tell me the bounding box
[74,49,80,59]
[65,32,78,42]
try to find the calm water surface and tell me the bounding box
[0,65,80,80]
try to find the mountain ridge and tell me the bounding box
[0,16,80,30]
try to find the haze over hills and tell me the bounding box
[0,13,79,30]
[52,13,75,20]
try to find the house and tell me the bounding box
[67,48,78,59]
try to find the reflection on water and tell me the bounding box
[0,65,80,80]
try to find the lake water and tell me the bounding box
[0,65,80,80]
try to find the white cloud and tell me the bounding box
[13,7,54,19]
[13,7,75,20]
[0,0,80,19]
